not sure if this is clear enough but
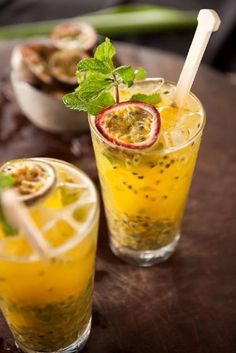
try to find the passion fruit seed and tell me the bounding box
[108,210,177,250]
[51,23,97,51]
[1,161,56,206]
[96,101,161,150]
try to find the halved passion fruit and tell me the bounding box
[1,160,56,206]
[20,43,55,84]
[48,49,88,85]
[95,101,161,149]
[51,23,97,51]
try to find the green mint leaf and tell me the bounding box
[77,58,112,75]
[85,91,115,116]
[59,185,81,206]
[0,210,17,236]
[102,151,120,165]
[94,37,116,69]
[0,173,15,189]
[86,71,110,80]
[63,91,115,115]
[134,67,147,80]
[78,77,114,101]
[113,65,135,87]
[76,71,86,84]
[130,93,161,105]
[63,93,85,111]
[0,172,18,236]
[76,71,107,85]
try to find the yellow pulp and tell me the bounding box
[90,80,204,251]
[0,158,98,351]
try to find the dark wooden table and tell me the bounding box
[0,41,236,353]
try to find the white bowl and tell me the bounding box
[11,72,88,133]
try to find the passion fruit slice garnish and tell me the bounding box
[48,49,88,85]
[19,43,55,84]
[1,160,56,206]
[95,101,161,149]
[51,22,97,51]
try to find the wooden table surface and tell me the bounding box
[0,41,236,353]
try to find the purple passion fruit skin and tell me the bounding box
[95,101,161,150]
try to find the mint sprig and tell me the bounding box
[0,173,18,236]
[130,93,161,105]
[63,37,160,116]
[0,173,15,189]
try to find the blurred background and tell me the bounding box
[0,0,235,75]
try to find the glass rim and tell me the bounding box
[88,78,206,155]
[0,158,99,263]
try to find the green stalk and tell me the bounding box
[0,5,197,40]
[89,4,171,14]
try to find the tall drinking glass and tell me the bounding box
[89,79,205,266]
[0,158,99,353]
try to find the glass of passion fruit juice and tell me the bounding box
[0,158,99,353]
[89,78,205,266]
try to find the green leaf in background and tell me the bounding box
[130,93,161,105]
[97,4,160,14]
[114,65,135,87]
[0,173,18,236]
[135,67,147,80]
[0,6,197,40]
[77,58,112,75]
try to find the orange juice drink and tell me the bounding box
[89,79,205,266]
[0,158,99,353]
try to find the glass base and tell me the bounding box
[110,233,180,267]
[15,318,91,353]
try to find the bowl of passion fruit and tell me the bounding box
[11,72,88,133]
